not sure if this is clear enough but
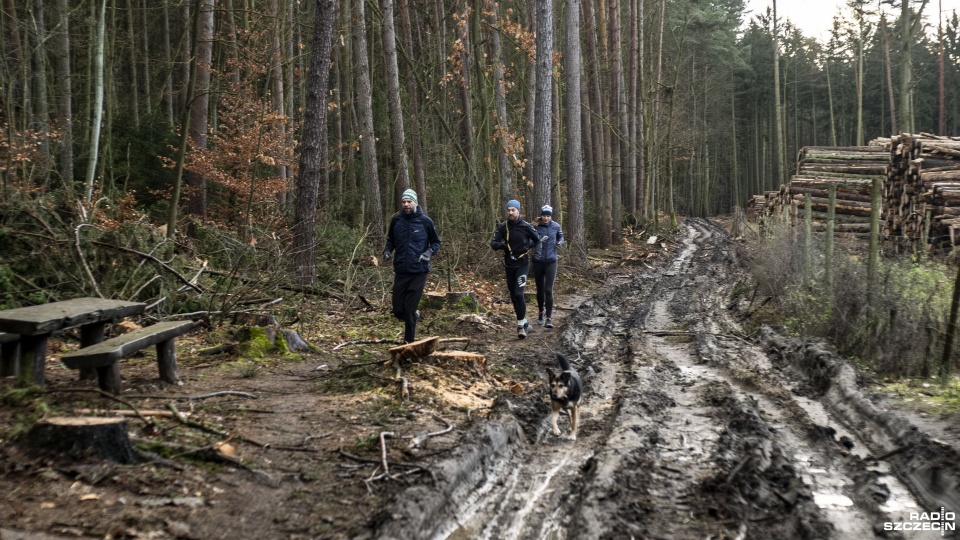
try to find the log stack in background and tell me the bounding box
[879,133,960,254]
[747,134,960,253]
[782,145,888,236]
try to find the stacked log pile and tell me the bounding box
[782,146,888,235]
[745,134,960,252]
[879,133,960,253]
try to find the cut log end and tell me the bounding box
[388,336,440,363]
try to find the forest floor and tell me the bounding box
[2,218,960,539]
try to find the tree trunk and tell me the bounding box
[938,0,945,134]
[52,0,74,192]
[30,0,51,184]
[488,1,514,208]
[292,0,337,287]
[880,15,898,135]
[397,0,428,211]
[564,0,586,264]
[125,0,140,128]
[161,0,175,125]
[457,2,475,190]
[187,0,214,222]
[533,0,554,209]
[165,1,201,247]
[627,0,639,218]
[583,0,611,246]
[140,0,152,115]
[268,0,289,203]
[380,0,411,205]
[608,0,626,240]
[772,0,785,186]
[354,0,385,247]
[83,0,107,203]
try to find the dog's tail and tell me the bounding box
[556,353,571,371]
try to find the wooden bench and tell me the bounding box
[0,298,146,386]
[60,320,195,395]
[0,332,19,378]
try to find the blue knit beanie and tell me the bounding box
[401,189,418,204]
[540,205,553,215]
[506,199,521,211]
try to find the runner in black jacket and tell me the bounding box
[490,199,540,339]
[384,189,441,343]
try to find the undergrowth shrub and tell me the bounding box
[742,225,956,377]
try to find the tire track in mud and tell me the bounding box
[379,219,948,540]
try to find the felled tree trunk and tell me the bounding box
[24,417,138,463]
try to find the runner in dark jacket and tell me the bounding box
[490,199,540,339]
[532,205,564,328]
[384,189,441,343]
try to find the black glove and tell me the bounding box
[492,241,505,250]
[383,249,391,261]
[418,252,431,262]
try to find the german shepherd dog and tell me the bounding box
[548,353,582,440]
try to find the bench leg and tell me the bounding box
[1,340,19,377]
[78,323,106,382]
[96,363,122,395]
[18,334,49,387]
[156,339,178,384]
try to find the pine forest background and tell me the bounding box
[1,0,958,306]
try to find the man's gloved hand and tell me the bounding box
[418,251,431,262]
[540,235,548,243]
[492,241,505,250]
[558,238,566,247]
[383,249,392,261]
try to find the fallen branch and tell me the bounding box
[47,387,151,424]
[197,342,238,356]
[404,414,453,449]
[869,445,910,462]
[92,240,204,294]
[164,402,267,448]
[182,391,257,400]
[333,338,404,351]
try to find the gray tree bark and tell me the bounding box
[53,0,74,192]
[564,0,586,264]
[292,0,337,286]
[354,0,385,246]
[186,0,214,221]
[533,0,554,209]
[380,0,411,205]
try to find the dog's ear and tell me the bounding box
[560,372,571,383]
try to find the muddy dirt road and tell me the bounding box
[380,219,960,539]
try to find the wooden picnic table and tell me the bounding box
[0,298,146,386]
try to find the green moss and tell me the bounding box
[877,377,960,415]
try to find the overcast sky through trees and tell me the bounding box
[743,0,951,41]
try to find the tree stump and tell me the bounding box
[24,417,138,464]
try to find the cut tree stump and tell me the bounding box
[24,416,138,463]
[388,336,439,363]
[428,351,487,369]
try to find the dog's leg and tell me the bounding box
[570,405,579,440]
[550,407,561,436]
